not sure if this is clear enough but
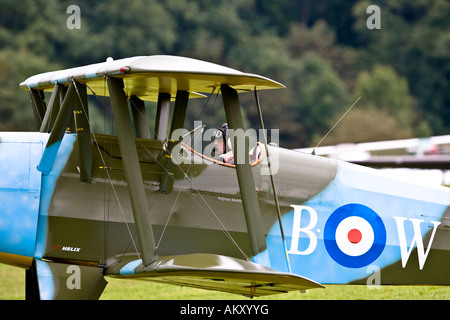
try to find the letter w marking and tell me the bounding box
[394,217,441,270]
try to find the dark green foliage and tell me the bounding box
[0,0,447,147]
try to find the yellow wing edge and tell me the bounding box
[19,55,285,102]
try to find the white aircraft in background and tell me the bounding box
[295,135,450,185]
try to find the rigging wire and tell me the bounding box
[77,84,248,261]
[197,87,217,120]
[75,79,259,262]
[73,78,141,262]
[197,87,220,129]
[155,188,182,251]
[254,88,291,272]
[312,96,361,155]
[129,97,250,261]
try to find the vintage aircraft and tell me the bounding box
[297,135,450,169]
[0,55,449,299]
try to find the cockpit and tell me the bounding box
[168,123,265,168]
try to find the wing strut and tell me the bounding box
[37,80,93,182]
[107,76,157,266]
[37,82,76,174]
[130,96,151,139]
[155,92,171,141]
[39,83,62,132]
[221,84,267,256]
[29,89,46,131]
[160,90,189,194]
[72,81,93,183]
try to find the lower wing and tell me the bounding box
[105,253,324,298]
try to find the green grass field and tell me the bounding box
[0,263,449,300]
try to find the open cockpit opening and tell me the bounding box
[178,140,265,168]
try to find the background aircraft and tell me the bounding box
[297,135,450,168]
[0,55,449,299]
[296,135,450,185]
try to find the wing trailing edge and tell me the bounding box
[105,253,323,298]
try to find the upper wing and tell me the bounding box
[20,55,285,101]
[105,253,323,298]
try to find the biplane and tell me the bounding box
[0,55,449,299]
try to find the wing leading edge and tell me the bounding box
[105,253,323,298]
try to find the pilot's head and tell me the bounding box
[213,123,229,155]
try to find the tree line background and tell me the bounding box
[0,0,448,148]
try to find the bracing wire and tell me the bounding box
[128,93,251,261]
[72,78,142,262]
[81,81,249,261]
[254,88,291,272]
[313,96,361,154]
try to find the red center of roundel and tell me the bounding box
[348,229,362,244]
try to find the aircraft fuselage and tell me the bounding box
[1,131,449,286]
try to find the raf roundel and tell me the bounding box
[324,203,386,268]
